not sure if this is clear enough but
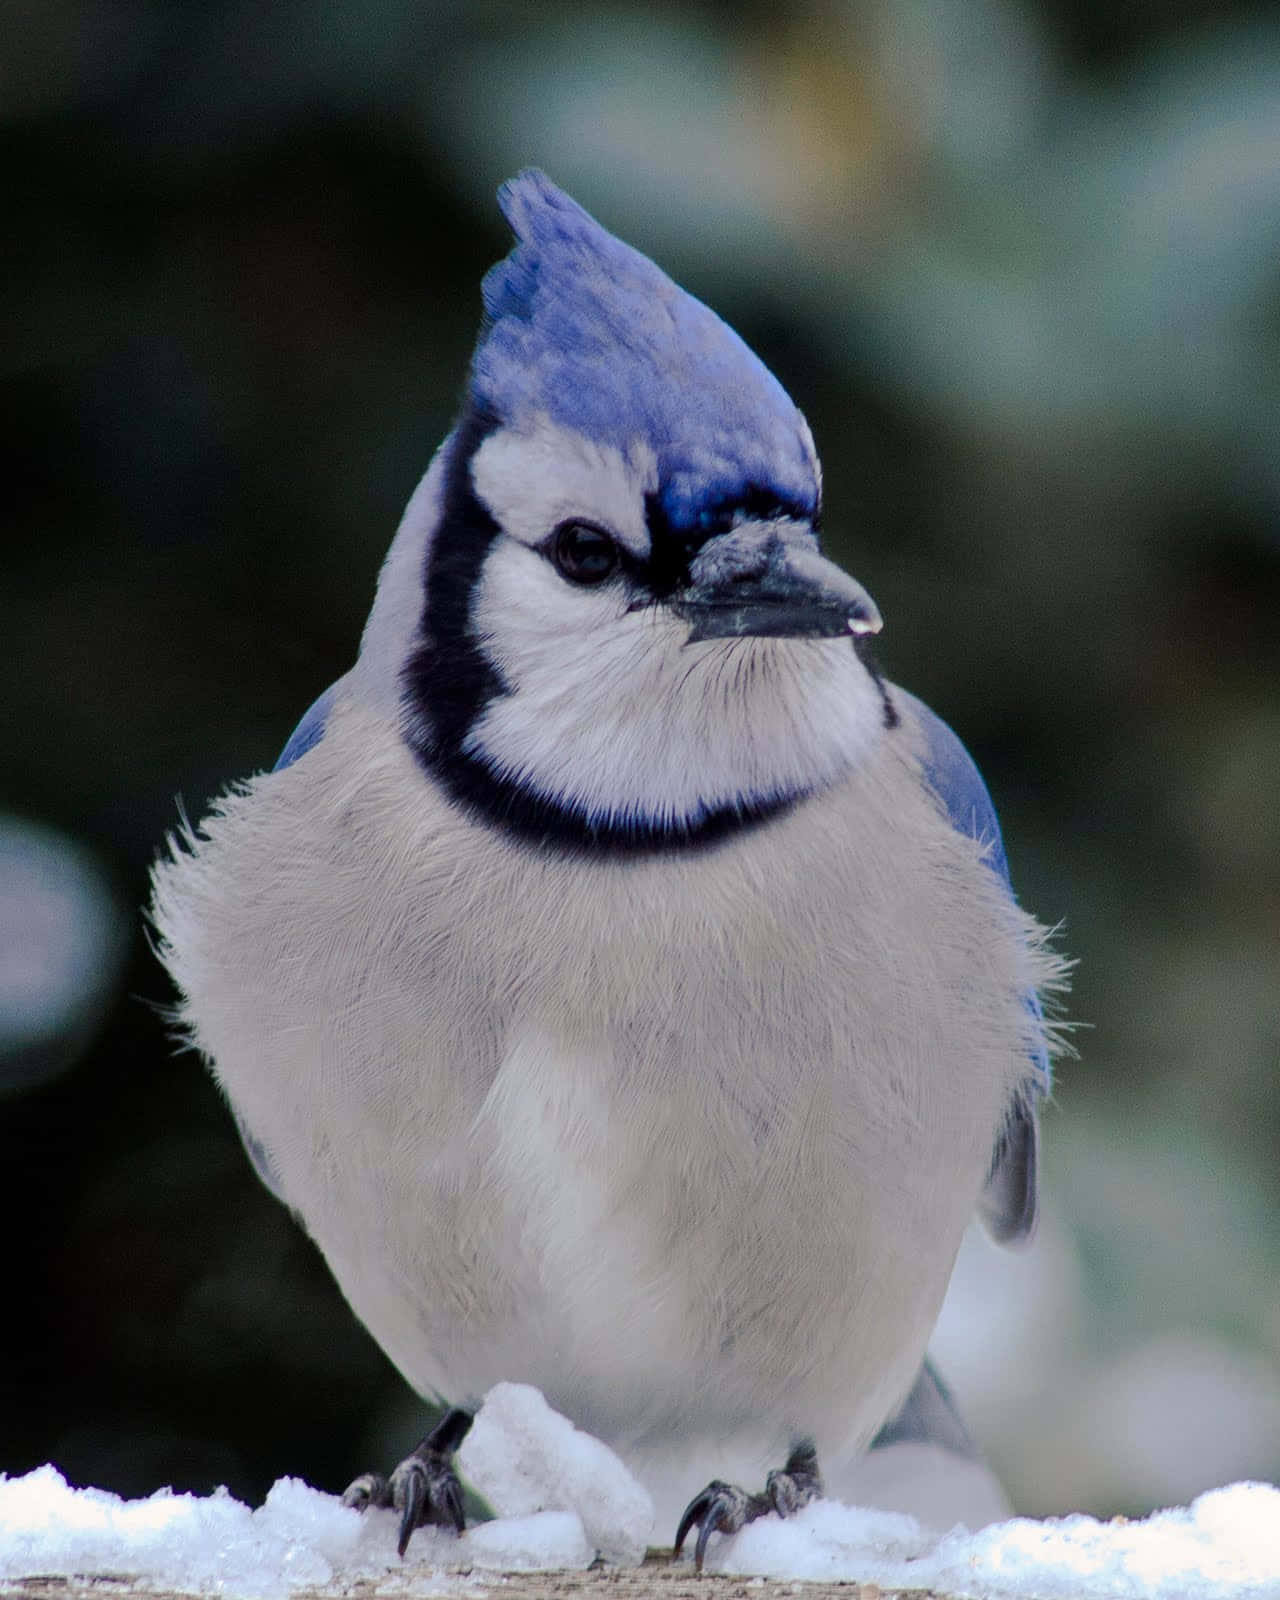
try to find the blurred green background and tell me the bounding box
[3,0,1279,1522]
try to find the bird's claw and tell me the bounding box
[387,1450,465,1555]
[341,1406,473,1557]
[674,1481,760,1573]
[673,1442,822,1573]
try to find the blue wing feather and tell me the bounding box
[903,692,1050,1093]
[902,692,1047,1246]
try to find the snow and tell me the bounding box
[0,1465,592,1597]
[1,1387,1277,1597]
[457,1381,654,1563]
[710,1483,1280,1597]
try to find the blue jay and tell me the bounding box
[151,172,1063,1565]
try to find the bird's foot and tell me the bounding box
[342,1406,474,1557]
[673,1440,822,1572]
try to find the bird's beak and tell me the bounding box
[674,525,882,643]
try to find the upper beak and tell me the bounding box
[673,527,882,643]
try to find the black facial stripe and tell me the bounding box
[400,404,507,769]
[399,410,806,856]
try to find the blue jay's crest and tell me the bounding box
[470,171,820,528]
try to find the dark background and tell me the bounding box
[4,0,1279,1520]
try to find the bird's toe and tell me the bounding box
[341,1406,474,1557]
[341,1470,391,1512]
[674,1441,823,1573]
[766,1440,822,1517]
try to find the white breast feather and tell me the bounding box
[150,686,1065,1501]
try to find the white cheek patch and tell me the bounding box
[470,416,658,558]
[470,542,626,658]
[462,413,884,826]
[466,539,886,824]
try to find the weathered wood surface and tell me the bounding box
[0,1557,940,1600]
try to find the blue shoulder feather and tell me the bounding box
[905,692,1010,883]
[231,1106,290,1206]
[235,679,341,1204]
[273,681,339,771]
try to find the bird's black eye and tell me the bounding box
[551,521,620,586]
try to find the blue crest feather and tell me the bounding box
[471,171,819,527]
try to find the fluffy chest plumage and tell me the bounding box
[155,697,1037,1465]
